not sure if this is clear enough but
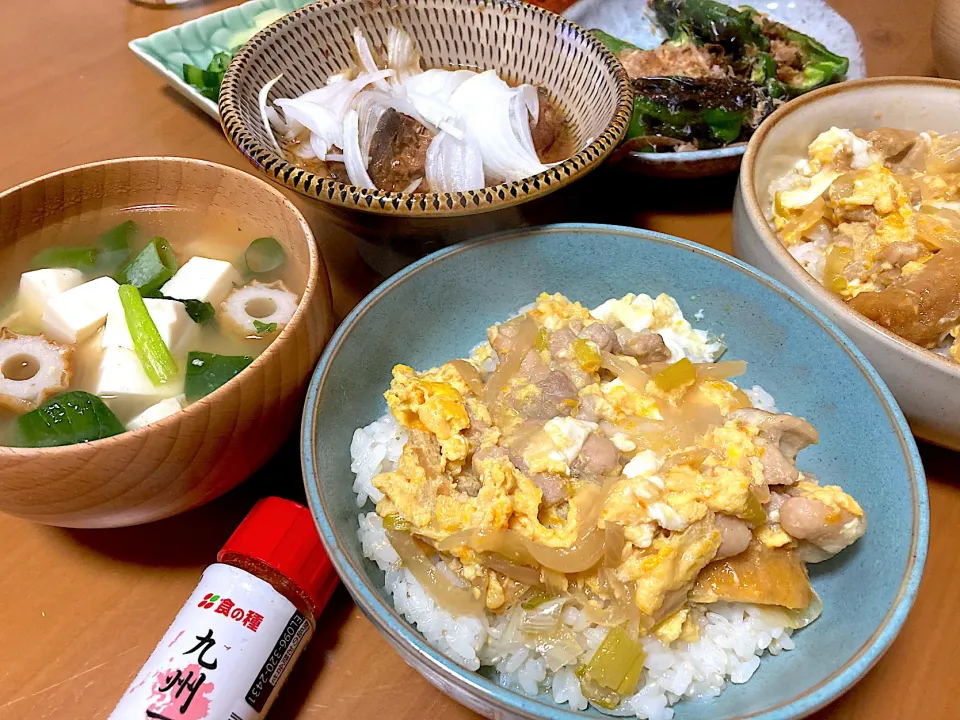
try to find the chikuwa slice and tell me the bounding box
[220,281,298,336]
[0,329,73,412]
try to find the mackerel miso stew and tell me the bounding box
[0,208,302,447]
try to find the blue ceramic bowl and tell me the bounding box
[301,224,928,719]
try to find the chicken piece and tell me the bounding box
[616,329,671,363]
[0,329,73,413]
[528,472,569,507]
[848,245,960,348]
[728,408,819,485]
[691,539,813,610]
[714,514,752,559]
[578,322,618,353]
[512,371,578,420]
[573,432,620,476]
[488,315,534,358]
[780,481,866,561]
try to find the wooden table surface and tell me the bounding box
[0,1,955,718]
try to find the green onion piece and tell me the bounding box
[162,296,215,324]
[116,237,178,297]
[382,514,412,532]
[521,590,556,610]
[95,219,137,272]
[184,351,253,402]
[15,391,124,448]
[119,284,178,385]
[245,237,286,274]
[30,246,99,271]
[252,319,277,334]
[580,626,647,697]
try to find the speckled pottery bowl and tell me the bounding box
[301,224,927,719]
[218,0,633,272]
[732,76,960,449]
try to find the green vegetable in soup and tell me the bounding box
[119,284,178,385]
[30,246,99,271]
[185,351,254,402]
[95,219,137,272]
[117,237,178,297]
[252,319,277,334]
[245,237,286,274]
[162,296,216,325]
[15,391,124,447]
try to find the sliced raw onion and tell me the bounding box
[258,74,284,153]
[353,28,390,91]
[387,26,422,83]
[342,109,376,188]
[425,131,485,193]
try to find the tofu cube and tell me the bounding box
[126,395,185,431]
[160,257,241,307]
[94,346,183,418]
[19,268,85,317]
[102,298,198,357]
[41,276,120,344]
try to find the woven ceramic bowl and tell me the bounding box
[219,0,633,271]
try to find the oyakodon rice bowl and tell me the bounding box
[348,291,865,719]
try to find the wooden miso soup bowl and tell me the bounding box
[0,157,334,528]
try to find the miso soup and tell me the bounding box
[0,206,304,447]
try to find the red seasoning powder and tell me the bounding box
[110,497,338,720]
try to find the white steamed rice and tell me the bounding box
[352,387,795,718]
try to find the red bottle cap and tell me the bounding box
[218,497,338,617]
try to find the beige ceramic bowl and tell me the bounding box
[0,157,334,528]
[218,0,633,272]
[733,76,960,449]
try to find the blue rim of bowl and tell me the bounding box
[301,223,928,719]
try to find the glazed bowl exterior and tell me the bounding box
[301,224,927,719]
[0,157,334,528]
[218,0,633,270]
[732,76,960,449]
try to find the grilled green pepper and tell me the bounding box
[627,77,773,150]
[591,29,640,55]
[183,52,233,101]
[767,24,850,94]
[651,0,768,54]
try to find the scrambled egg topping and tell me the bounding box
[371,292,866,630]
[771,127,960,299]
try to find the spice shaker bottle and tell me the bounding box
[110,497,338,719]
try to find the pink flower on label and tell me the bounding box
[146,663,213,720]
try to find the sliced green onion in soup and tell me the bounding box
[14,391,124,448]
[244,237,286,274]
[184,351,254,402]
[116,237,178,297]
[119,284,178,385]
[30,246,99,271]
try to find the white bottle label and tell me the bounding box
[110,563,312,720]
